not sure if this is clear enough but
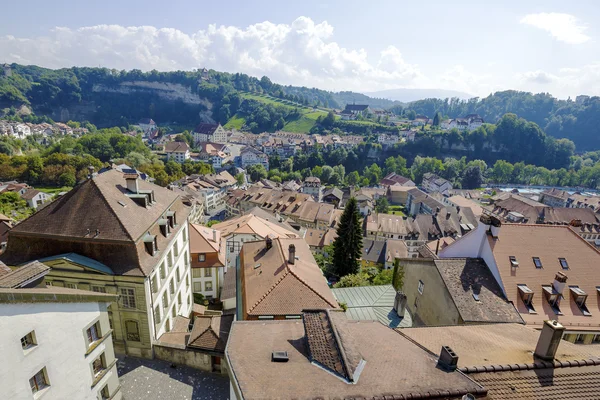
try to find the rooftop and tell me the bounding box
[0,260,50,288]
[240,237,337,316]
[165,141,190,153]
[332,284,412,328]
[226,311,486,399]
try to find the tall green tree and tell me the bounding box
[375,197,389,213]
[332,197,363,278]
[433,111,441,126]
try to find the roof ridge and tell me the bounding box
[460,357,600,374]
[90,178,135,242]
[247,270,291,313]
[289,268,337,308]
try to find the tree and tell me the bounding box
[433,111,441,126]
[246,164,268,182]
[346,171,360,186]
[331,197,363,278]
[391,258,405,290]
[334,273,371,288]
[461,165,484,189]
[322,111,335,128]
[235,173,245,186]
[375,197,389,214]
[25,156,44,184]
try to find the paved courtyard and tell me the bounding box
[117,356,230,400]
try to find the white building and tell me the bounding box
[240,146,269,171]
[14,123,31,139]
[0,287,122,400]
[190,224,225,300]
[193,123,228,145]
[165,141,191,164]
[21,189,51,210]
[422,173,452,195]
[138,118,157,134]
[377,134,400,147]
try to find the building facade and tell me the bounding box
[0,288,122,400]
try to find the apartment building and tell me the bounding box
[1,169,193,359]
[190,224,225,300]
[0,285,121,400]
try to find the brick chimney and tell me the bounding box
[437,346,458,371]
[288,244,296,264]
[553,271,568,295]
[534,320,565,361]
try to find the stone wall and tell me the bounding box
[153,345,227,375]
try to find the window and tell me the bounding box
[205,281,213,291]
[151,275,158,293]
[204,268,212,278]
[570,286,591,316]
[186,275,190,288]
[532,257,542,269]
[418,280,424,295]
[120,288,136,309]
[92,286,106,293]
[176,268,181,283]
[159,263,166,279]
[87,322,100,344]
[162,292,168,310]
[169,279,175,295]
[575,334,585,344]
[194,282,202,292]
[559,258,569,269]
[154,305,161,324]
[183,227,187,242]
[29,368,49,394]
[178,293,182,308]
[593,334,600,343]
[171,306,176,318]
[66,283,78,289]
[542,285,562,314]
[192,269,202,278]
[100,385,110,400]
[125,320,140,342]
[517,284,536,313]
[167,251,173,268]
[509,256,519,267]
[165,318,171,333]
[21,331,37,350]
[92,353,106,376]
[198,254,206,262]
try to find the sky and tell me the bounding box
[1,0,599,99]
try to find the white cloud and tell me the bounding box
[520,13,590,44]
[0,17,428,92]
[518,70,559,84]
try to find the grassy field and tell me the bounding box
[36,186,72,195]
[232,92,331,133]
[223,114,246,130]
[388,205,406,216]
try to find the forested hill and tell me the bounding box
[398,91,600,151]
[0,63,397,128]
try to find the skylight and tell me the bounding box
[559,258,569,269]
[532,257,542,268]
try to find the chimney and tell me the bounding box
[125,172,139,194]
[288,244,296,264]
[553,271,568,295]
[266,237,273,250]
[437,346,458,371]
[393,291,407,317]
[534,320,565,361]
[87,165,95,179]
[212,229,217,243]
[489,215,502,238]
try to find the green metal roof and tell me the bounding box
[38,253,114,275]
[332,284,412,328]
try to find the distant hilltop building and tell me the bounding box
[1,63,11,77]
[340,103,372,120]
[441,114,484,131]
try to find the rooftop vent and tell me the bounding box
[288,244,296,265]
[534,320,565,361]
[437,346,458,371]
[271,351,289,362]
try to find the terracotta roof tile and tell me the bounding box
[188,314,233,353]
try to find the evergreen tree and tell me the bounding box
[332,197,363,278]
[433,111,441,126]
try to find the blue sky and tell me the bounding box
[1,0,599,98]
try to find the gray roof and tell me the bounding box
[362,240,386,263]
[433,258,524,324]
[0,261,50,288]
[332,285,412,328]
[323,187,343,201]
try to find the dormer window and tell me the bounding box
[559,257,569,270]
[144,233,158,256]
[532,257,542,269]
[159,219,171,237]
[570,285,591,316]
[542,285,563,315]
[517,284,536,313]
[509,256,519,268]
[167,211,177,228]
